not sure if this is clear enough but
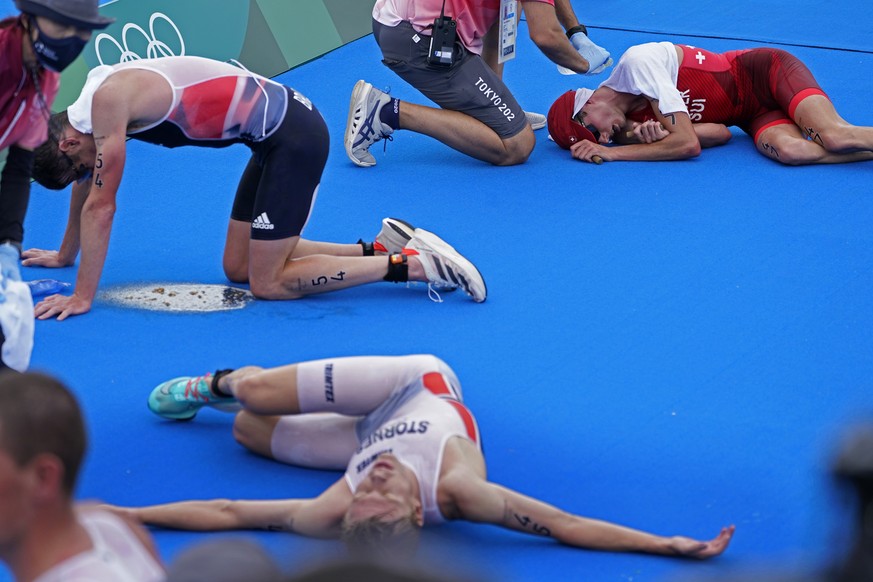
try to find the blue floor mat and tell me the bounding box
[3,1,873,580]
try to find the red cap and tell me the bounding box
[547,89,597,149]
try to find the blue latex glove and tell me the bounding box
[0,243,21,301]
[558,31,613,76]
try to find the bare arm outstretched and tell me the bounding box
[102,478,353,539]
[448,472,734,557]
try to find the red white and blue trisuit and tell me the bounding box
[67,56,327,239]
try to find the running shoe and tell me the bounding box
[404,229,487,303]
[525,111,547,131]
[147,373,239,421]
[374,217,415,255]
[345,80,394,167]
[376,218,458,294]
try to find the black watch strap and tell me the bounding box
[565,24,588,38]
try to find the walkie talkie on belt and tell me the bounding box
[427,0,457,68]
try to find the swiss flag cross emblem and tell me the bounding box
[681,45,729,72]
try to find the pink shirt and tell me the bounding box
[373,0,554,54]
[0,17,59,150]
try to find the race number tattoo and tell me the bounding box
[761,141,780,159]
[513,513,551,537]
[94,147,105,188]
[803,125,823,145]
[666,113,676,126]
[312,271,346,286]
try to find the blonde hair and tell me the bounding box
[340,512,421,562]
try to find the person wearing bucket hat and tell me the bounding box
[547,41,873,165]
[0,0,113,371]
[15,0,114,32]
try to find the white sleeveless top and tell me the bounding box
[33,509,164,582]
[344,383,480,525]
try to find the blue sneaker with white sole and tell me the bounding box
[148,373,239,421]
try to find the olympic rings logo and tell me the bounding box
[94,12,185,64]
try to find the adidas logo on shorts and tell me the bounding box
[252,212,275,230]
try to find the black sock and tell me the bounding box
[357,239,375,256]
[383,253,409,282]
[379,98,401,130]
[211,369,235,397]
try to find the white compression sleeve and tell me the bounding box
[270,413,360,469]
[295,354,457,415]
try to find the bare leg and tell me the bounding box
[219,363,303,414]
[223,220,254,283]
[289,239,363,258]
[223,219,427,298]
[248,238,426,299]
[757,120,873,165]
[232,411,282,458]
[760,95,873,164]
[399,101,535,166]
[224,220,365,280]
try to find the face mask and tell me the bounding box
[30,18,87,72]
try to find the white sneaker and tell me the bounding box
[525,111,547,131]
[405,229,487,303]
[345,80,394,167]
[374,217,415,255]
[376,218,457,294]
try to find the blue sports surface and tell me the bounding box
[2,0,872,580]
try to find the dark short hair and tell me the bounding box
[340,513,420,562]
[33,110,79,190]
[0,371,87,494]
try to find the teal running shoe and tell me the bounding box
[148,373,239,421]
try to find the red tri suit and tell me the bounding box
[613,42,828,142]
[674,44,827,141]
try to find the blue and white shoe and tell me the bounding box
[345,80,394,167]
[148,373,239,421]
